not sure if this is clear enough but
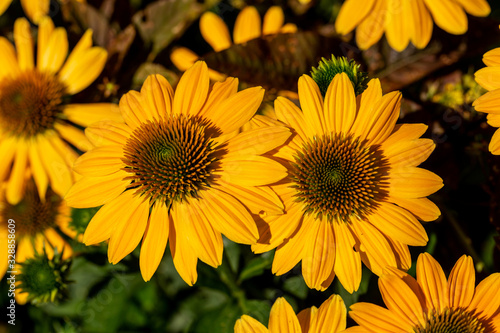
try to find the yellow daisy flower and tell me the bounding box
[0,16,122,205]
[65,61,291,284]
[170,6,297,77]
[335,0,491,51]
[474,47,500,154]
[348,253,500,332]
[0,0,48,24]
[235,295,346,333]
[253,72,443,292]
[0,180,76,304]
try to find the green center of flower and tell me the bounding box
[2,182,61,236]
[0,70,66,137]
[291,133,388,222]
[414,308,485,333]
[122,115,221,205]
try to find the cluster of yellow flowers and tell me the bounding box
[0,0,499,331]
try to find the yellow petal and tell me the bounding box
[324,72,356,134]
[387,238,411,271]
[0,37,20,79]
[6,140,28,205]
[468,273,500,319]
[170,47,199,72]
[349,302,413,332]
[141,74,174,120]
[64,29,93,69]
[204,86,265,135]
[0,136,16,183]
[302,216,335,291]
[85,120,132,147]
[55,122,93,152]
[172,61,210,116]
[36,16,54,66]
[384,138,435,169]
[119,90,149,128]
[140,201,169,281]
[200,12,231,52]
[313,294,347,332]
[332,222,361,293]
[368,202,428,246]
[38,28,68,73]
[0,0,11,17]
[63,103,123,128]
[197,188,259,244]
[335,0,375,35]
[416,253,448,312]
[489,128,500,154]
[482,48,500,67]
[355,0,386,50]
[20,0,49,23]
[14,18,34,71]
[350,78,383,138]
[422,0,468,34]
[235,315,268,333]
[475,67,500,91]
[262,6,284,35]
[233,6,261,44]
[28,139,49,200]
[448,255,475,309]
[198,77,239,118]
[44,228,72,258]
[169,209,198,286]
[385,0,411,52]
[219,155,287,187]
[65,171,129,208]
[389,167,443,199]
[73,145,124,177]
[364,91,402,145]
[382,123,429,146]
[58,47,107,95]
[407,0,433,49]
[390,197,441,222]
[224,126,290,158]
[268,298,301,333]
[108,194,149,264]
[455,0,490,17]
[298,75,325,138]
[275,96,308,140]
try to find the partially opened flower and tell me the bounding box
[0,180,76,304]
[65,61,291,284]
[335,0,491,51]
[348,253,500,332]
[0,16,122,205]
[253,63,443,292]
[0,0,48,24]
[235,295,346,333]
[170,6,297,77]
[474,47,500,154]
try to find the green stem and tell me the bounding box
[218,254,248,313]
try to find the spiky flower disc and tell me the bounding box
[310,56,369,96]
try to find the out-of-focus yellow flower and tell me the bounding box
[0,0,49,24]
[335,0,491,51]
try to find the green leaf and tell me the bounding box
[190,301,241,333]
[238,251,274,283]
[283,276,308,300]
[224,240,241,274]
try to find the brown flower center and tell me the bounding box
[414,308,485,333]
[2,182,62,236]
[0,70,66,137]
[290,133,389,222]
[122,115,221,206]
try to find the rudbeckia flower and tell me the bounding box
[170,6,297,78]
[0,0,48,24]
[474,47,500,154]
[65,61,291,284]
[0,180,76,304]
[235,295,346,333]
[0,16,121,205]
[335,0,491,51]
[253,72,443,292]
[348,253,500,332]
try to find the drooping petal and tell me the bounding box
[475,67,500,91]
[407,0,433,49]
[140,201,169,282]
[422,0,468,34]
[355,0,386,50]
[335,0,375,34]
[385,0,411,51]
[332,222,362,293]
[20,0,49,24]
[170,209,198,286]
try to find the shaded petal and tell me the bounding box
[108,194,149,264]
[468,273,500,320]
[65,170,129,208]
[28,139,49,200]
[355,0,386,50]
[20,0,48,23]
[407,0,433,49]
[364,91,402,145]
[233,6,261,44]
[140,201,169,281]
[200,12,231,52]
[0,136,17,182]
[6,139,28,205]
[198,77,239,118]
[332,222,361,293]
[268,298,301,333]
[334,0,375,34]
[119,90,149,128]
[383,138,435,169]
[324,73,356,134]
[350,79,383,138]
[455,0,490,17]
[482,48,500,67]
[73,145,124,177]
[448,255,475,309]
[170,47,199,71]
[172,61,209,116]
[263,6,284,35]
[385,0,411,52]
[422,0,467,34]
[313,294,346,333]
[275,96,308,140]
[416,253,448,313]
[368,202,428,246]
[170,208,198,285]
[0,37,20,79]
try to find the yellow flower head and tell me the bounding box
[170,6,297,76]
[474,47,500,154]
[348,253,500,332]
[65,61,291,284]
[335,0,491,51]
[253,72,443,292]
[0,16,121,205]
[0,0,49,24]
[0,180,76,304]
[235,295,346,333]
